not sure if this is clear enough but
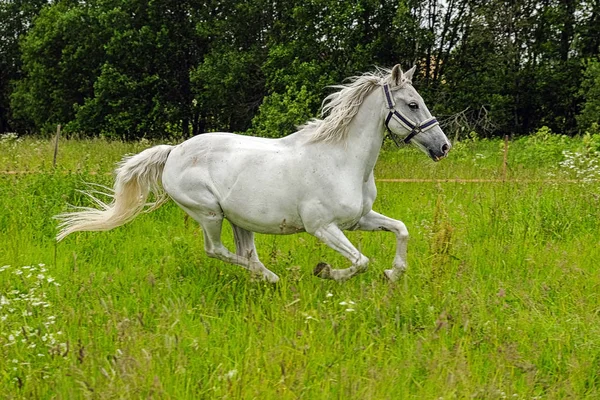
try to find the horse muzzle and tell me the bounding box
[428,142,451,162]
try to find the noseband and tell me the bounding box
[382,83,439,146]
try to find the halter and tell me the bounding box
[382,83,439,146]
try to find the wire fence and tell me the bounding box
[1,131,597,183]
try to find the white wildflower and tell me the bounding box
[225,369,237,379]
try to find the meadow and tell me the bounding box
[0,133,599,399]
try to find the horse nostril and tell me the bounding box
[441,143,450,154]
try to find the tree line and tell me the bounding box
[0,0,599,140]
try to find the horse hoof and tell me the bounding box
[266,274,280,284]
[313,262,332,279]
[250,270,279,283]
[383,269,402,282]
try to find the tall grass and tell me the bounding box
[0,136,599,399]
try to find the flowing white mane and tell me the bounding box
[301,68,411,143]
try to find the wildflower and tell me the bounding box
[225,369,237,379]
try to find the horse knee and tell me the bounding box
[395,221,409,240]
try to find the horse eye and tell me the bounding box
[408,102,419,110]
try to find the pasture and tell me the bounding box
[1,135,599,399]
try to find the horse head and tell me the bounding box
[382,64,451,161]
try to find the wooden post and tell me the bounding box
[53,124,61,168]
[503,135,509,181]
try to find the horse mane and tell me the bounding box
[299,67,411,143]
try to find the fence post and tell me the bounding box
[503,135,509,181]
[53,124,61,168]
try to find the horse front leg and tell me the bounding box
[351,210,409,282]
[310,223,369,282]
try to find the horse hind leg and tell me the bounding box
[231,223,259,261]
[182,204,279,283]
[231,223,279,282]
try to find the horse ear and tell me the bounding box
[403,66,416,82]
[390,64,403,85]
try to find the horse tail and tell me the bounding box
[56,144,174,241]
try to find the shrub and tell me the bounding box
[510,126,574,167]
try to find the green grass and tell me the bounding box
[1,137,599,399]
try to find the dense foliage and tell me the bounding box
[0,0,599,139]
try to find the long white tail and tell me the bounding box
[56,144,174,241]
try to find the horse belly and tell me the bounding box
[219,188,306,235]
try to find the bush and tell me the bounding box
[582,122,600,155]
[510,126,574,167]
[249,85,319,138]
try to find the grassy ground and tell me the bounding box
[1,136,599,399]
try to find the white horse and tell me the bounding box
[56,65,451,283]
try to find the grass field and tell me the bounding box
[1,135,599,399]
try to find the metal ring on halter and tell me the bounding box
[382,83,439,146]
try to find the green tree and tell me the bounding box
[70,0,207,139]
[251,0,425,137]
[10,2,107,134]
[577,58,600,132]
[0,0,46,132]
[433,0,592,137]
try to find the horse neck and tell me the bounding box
[342,88,386,177]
